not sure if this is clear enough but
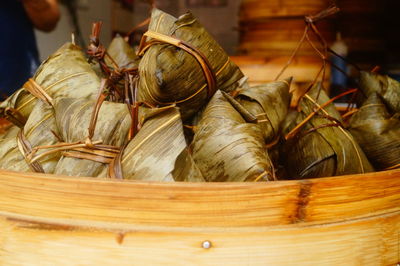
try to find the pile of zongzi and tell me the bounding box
[0,8,398,182]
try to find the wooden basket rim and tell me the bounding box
[1,168,399,229]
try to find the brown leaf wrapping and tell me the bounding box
[281,83,374,179]
[53,97,131,177]
[192,90,275,182]
[0,101,60,173]
[106,35,140,69]
[228,78,292,143]
[111,106,205,182]
[349,92,400,170]
[0,43,100,127]
[358,71,400,113]
[137,9,243,120]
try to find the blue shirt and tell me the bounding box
[0,0,40,99]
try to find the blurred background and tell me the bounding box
[34,0,399,95]
[37,0,241,59]
[17,0,400,98]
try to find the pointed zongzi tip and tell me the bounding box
[54,42,81,54]
[109,34,126,47]
[151,7,177,20]
[360,70,373,79]
[359,70,390,91]
[350,92,390,123]
[308,81,322,92]
[303,82,326,100]
[284,77,293,86]
[359,70,387,83]
[220,90,229,98]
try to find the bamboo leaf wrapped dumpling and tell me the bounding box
[137,9,244,120]
[358,71,400,113]
[281,112,338,178]
[348,92,400,170]
[226,78,292,143]
[281,84,374,179]
[0,101,60,173]
[53,97,131,177]
[0,43,100,127]
[106,106,205,182]
[192,90,275,182]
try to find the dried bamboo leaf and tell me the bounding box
[0,43,100,126]
[282,112,338,179]
[281,83,373,179]
[229,78,292,143]
[116,106,204,182]
[53,97,131,177]
[138,9,243,120]
[0,101,60,173]
[199,90,245,127]
[0,124,19,140]
[192,91,275,182]
[349,92,400,170]
[171,148,205,182]
[359,71,400,113]
[106,35,140,69]
[300,83,343,122]
[222,91,258,123]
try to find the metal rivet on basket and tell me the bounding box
[202,240,212,249]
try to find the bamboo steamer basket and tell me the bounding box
[239,0,335,58]
[239,19,335,57]
[0,168,399,265]
[230,55,331,106]
[230,55,329,84]
[240,0,330,20]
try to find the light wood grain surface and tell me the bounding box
[231,56,330,85]
[0,169,399,265]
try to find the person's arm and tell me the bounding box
[22,0,60,32]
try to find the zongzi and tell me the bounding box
[137,9,243,120]
[358,71,400,113]
[106,106,205,182]
[192,90,275,182]
[0,43,100,127]
[53,96,131,177]
[225,78,292,144]
[0,101,60,173]
[281,83,373,179]
[348,92,400,170]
